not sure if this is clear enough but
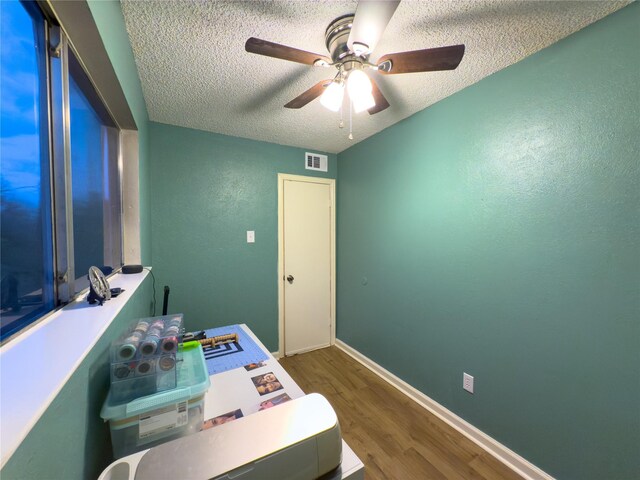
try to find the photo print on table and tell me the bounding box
[251,371,284,396]
[202,409,244,430]
[259,392,292,411]
[244,361,267,371]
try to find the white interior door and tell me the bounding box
[281,177,333,356]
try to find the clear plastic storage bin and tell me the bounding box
[110,314,185,403]
[101,345,210,459]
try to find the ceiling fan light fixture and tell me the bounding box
[352,91,375,113]
[320,81,345,112]
[347,69,375,113]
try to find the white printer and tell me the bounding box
[99,393,362,480]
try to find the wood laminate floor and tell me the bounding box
[279,347,523,480]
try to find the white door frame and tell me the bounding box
[277,173,336,358]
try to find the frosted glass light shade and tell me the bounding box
[320,81,344,112]
[347,70,375,113]
[351,91,375,113]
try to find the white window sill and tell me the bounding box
[0,270,149,467]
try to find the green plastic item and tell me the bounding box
[181,340,200,351]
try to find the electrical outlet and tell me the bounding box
[463,373,474,394]
[247,231,255,243]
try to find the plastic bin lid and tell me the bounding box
[101,345,211,420]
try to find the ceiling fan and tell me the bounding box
[245,0,465,116]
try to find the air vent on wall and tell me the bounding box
[305,152,328,172]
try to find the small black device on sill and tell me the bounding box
[122,264,143,274]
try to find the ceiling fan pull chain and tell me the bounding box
[349,99,354,140]
[339,102,344,129]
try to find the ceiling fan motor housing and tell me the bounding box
[325,14,358,64]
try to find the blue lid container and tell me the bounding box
[101,345,210,420]
[101,345,210,458]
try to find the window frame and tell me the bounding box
[0,1,125,341]
[49,22,125,304]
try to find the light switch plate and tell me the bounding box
[463,373,474,394]
[247,231,255,243]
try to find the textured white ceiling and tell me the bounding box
[121,0,628,154]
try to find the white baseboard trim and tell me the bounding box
[335,339,554,480]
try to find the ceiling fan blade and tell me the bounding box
[245,37,331,66]
[284,79,333,109]
[368,78,390,115]
[347,0,400,55]
[377,44,465,74]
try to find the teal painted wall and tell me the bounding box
[88,0,152,265]
[336,5,639,480]
[1,277,154,479]
[149,122,336,352]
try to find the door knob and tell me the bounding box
[286,275,294,284]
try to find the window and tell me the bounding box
[0,1,53,339]
[0,1,123,341]
[68,50,122,294]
